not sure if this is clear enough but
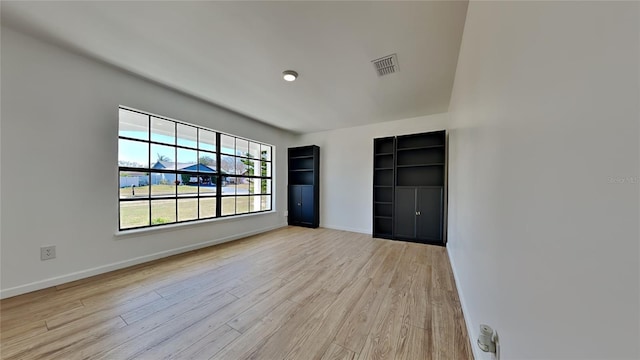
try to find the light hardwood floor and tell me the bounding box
[0,227,472,360]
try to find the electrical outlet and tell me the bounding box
[41,246,56,260]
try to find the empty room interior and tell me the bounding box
[1,1,638,359]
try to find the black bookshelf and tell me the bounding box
[372,137,395,239]
[372,130,446,245]
[288,145,320,228]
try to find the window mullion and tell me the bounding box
[148,114,152,227]
[174,122,178,223]
[216,132,222,218]
[197,128,200,220]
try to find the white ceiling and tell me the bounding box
[1,1,468,133]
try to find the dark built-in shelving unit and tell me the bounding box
[288,145,320,228]
[372,130,446,245]
[372,137,395,239]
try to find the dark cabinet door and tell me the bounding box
[395,186,444,244]
[394,187,417,238]
[300,186,315,224]
[289,186,302,223]
[289,185,315,226]
[417,187,443,241]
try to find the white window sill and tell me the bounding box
[114,210,278,238]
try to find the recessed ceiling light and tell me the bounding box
[283,70,298,82]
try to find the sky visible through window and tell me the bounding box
[119,131,236,166]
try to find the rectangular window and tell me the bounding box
[118,107,273,230]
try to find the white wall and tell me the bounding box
[0,27,294,298]
[447,2,639,359]
[295,113,448,234]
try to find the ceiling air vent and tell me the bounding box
[372,53,399,76]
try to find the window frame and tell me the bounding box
[118,106,273,231]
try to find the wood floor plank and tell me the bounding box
[394,324,433,360]
[406,264,433,330]
[333,280,389,353]
[226,268,324,333]
[324,241,382,293]
[0,227,471,360]
[51,251,223,307]
[1,316,126,359]
[66,291,239,359]
[274,242,336,281]
[431,247,456,292]
[240,290,338,360]
[45,290,162,330]
[0,287,57,312]
[183,272,295,335]
[168,324,241,360]
[120,278,241,325]
[94,293,238,359]
[0,320,48,347]
[209,299,302,360]
[0,299,84,330]
[320,343,356,360]
[357,286,407,360]
[282,276,371,360]
[227,274,287,299]
[432,289,473,360]
[74,227,302,311]
[370,244,405,289]
[349,242,392,287]
[388,244,420,292]
[135,320,235,359]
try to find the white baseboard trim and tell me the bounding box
[0,223,287,299]
[447,246,480,360]
[321,224,371,235]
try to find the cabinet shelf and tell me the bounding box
[375,152,393,156]
[373,217,392,235]
[290,155,314,159]
[289,169,313,172]
[396,163,444,168]
[397,145,444,151]
[375,154,394,169]
[374,201,392,204]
